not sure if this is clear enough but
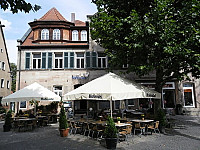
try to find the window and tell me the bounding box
[76,53,84,68]
[1,48,3,53]
[7,80,10,89]
[98,53,107,68]
[25,53,30,69]
[20,101,26,109]
[53,86,62,96]
[41,29,49,40]
[53,29,60,40]
[183,83,195,107]
[2,62,5,70]
[99,101,110,110]
[33,53,41,69]
[10,102,15,112]
[81,30,87,41]
[54,53,63,69]
[0,61,1,69]
[72,30,78,41]
[1,79,4,88]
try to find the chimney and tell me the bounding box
[71,13,75,23]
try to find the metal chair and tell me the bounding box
[134,122,145,137]
[118,125,133,144]
[148,121,160,134]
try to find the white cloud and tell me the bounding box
[0,18,12,31]
[5,39,17,64]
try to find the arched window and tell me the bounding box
[81,30,87,41]
[53,29,60,40]
[41,29,49,40]
[72,30,78,41]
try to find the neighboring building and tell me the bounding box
[16,8,199,116]
[0,22,12,107]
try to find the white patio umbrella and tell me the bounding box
[2,82,61,102]
[64,72,161,117]
[2,82,61,114]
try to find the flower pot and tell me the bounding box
[117,121,120,124]
[142,117,144,120]
[59,128,69,137]
[3,125,11,132]
[105,138,117,149]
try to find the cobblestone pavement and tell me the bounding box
[0,115,200,150]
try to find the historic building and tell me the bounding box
[16,8,199,116]
[0,22,11,106]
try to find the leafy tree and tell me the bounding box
[90,0,200,99]
[10,63,17,92]
[0,0,41,13]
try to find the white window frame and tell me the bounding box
[72,30,78,41]
[32,53,41,69]
[97,53,107,68]
[183,83,195,108]
[41,29,49,40]
[53,86,62,97]
[1,78,4,88]
[53,29,60,40]
[76,53,85,69]
[81,30,87,41]
[54,53,63,69]
[7,80,10,89]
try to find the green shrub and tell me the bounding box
[104,116,118,138]
[4,110,12,127]
[156,108,167,127]
[59,105,68,129]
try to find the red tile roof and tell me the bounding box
[38,7,68,21]
[74,20,86,26]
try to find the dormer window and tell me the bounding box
[72,30,78,41]
[41,29,49,40]
[53,29,60,40]
[81,30,87,41]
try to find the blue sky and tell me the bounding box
[0,0,97,64]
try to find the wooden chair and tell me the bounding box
[148,121,160,134]
[118,125,133,144]
[134,122,145,137]
[71,121,81,135]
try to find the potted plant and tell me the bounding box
[59,104,69,137]
[156,108,167,133]
[3,110,12,132]
[117,117,121,124]
[104,116,118,149]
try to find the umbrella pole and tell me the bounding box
[110,98,113,118]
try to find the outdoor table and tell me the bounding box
[47,114,58,123]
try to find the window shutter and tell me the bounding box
[86,52,91,68]
[64,52,68,69]
[92,52,97,68]
[70,52,74,68]
[48,52,52,69]
[25,52,30,69]
[42,52,46,69]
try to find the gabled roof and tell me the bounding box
[74,20,86,26]
[38,7,68,21]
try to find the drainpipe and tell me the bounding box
[17,39,22,113]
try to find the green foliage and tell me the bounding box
[0,0,41,13]
[10,63,17,92]
[156,109,167,127]
[59,105,68,129]
[104,116,118,138]
[4,110,12,126]
[91,0,200,92]
[0,107,6,114]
